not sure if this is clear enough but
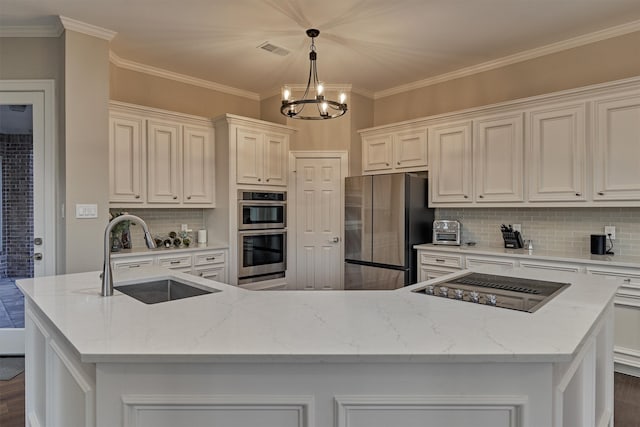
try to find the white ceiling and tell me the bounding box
[2,0,640,99]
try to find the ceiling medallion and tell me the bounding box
[281,29,348,120]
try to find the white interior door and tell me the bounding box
[0,81,55,355]
[292,153,346,290]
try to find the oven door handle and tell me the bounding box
[238,229,287,237]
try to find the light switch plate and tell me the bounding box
[75,204,98,219]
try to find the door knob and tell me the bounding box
[331,237,340,243]
[34,253,43,261]
[34,237,43,246]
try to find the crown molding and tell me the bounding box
[0,22,64,38]
[375,18,640,99]
[59,16,116,41]
[110,51,260,101]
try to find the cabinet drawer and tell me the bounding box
[112,257,154,270]
[419,266,460,282]
[520,260,583,273]
[465,255,516,269]
[420,252,463,268]
[193,266,226,283]
[194,250,226,266]
[157,254,192,269]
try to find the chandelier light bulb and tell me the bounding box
[339,92,347,104]
[317,82,324,98]
[321,101,328,115]
[282,86,291,102]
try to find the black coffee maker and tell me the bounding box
[590,234,607,255]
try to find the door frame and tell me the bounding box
[0,80,57,355]
[288,151,348,290]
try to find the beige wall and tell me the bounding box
[374,30,640,126]
[0,36,67,274]
[64,30,110,273]
[260,94,287,125]
[110,65,260,119]
[348,93,374,176]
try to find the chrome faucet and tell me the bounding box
[102,214,156,296]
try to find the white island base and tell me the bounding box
[21,267,616,427]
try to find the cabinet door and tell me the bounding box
[236,127,264,185]
[593,94,640,200]
[183,125,214,204]
[474,113,524,202]
[528,103,586,202]
[263,132,288,186]
[147,120,181,203]
[429,121,473,203]
[394,128,428,170]
[109,114,145,203]
[362,134,393,172]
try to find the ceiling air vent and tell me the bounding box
[258,42,290,57]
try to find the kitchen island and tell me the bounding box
[18,266,617,427]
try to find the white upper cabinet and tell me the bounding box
[236,128,288,186]
[593,93,640,201]
[183,125,215,204]
[109,113,146,203]
[361,126,428,174]
[527,103,586,202]
[473,113,524,203]
[109,102,215,207]
[147,119,181,204]
[429,121,473,203]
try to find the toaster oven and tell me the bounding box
[433,220,461,245]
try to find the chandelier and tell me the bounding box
[281,29,348,120]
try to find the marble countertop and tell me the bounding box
[414,243,640,268]
[17,265,618,364]
[111,240,229,258]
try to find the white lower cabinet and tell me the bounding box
[417,247,640,377]
[112,248,229,284]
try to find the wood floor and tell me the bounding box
[0,371,638,426]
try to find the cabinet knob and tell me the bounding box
[624,278,631,283]
[478,195,484,198]
[187,196,192,200]
[266,178,270,182]
[258,178,262,182]
[200,272,205,277]
[397,161,400,165]
[464,195,468,199]
[575,193,581,196]
[386,163,390,166]
[598,192,604,196]
[135,194,140,199]
[173,195,178,200]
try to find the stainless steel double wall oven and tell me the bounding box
[237,190,287,284]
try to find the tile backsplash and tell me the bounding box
[436,207,640,257]
[110,208,206,249]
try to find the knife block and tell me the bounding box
[502,230,524,249]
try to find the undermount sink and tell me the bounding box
[115,278,219,304]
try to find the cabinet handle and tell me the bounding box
[173,195,178,200]
[128,264,140,268]
[435,258,446,263]
[598,192,604,196]
[135,194,140,199]
[575,193,581,196]
[206,257,216,261]
[200,272,205,277]
[170,260,181,265]
[624,278,631,283]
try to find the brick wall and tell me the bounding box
[436,207,640,256]
[0,133,34,278]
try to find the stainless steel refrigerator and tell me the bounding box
[344,173,434,290]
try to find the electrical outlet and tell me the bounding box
[512,224,522,233]
[604,226,616,240]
